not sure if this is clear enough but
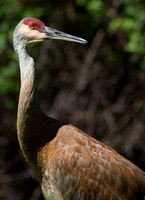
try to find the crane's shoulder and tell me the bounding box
[56,124,114,151]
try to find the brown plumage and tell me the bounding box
[13,17,145,200]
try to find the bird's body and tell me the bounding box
[13,18,145,200]
[40,124,145,200]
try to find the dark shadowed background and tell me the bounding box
[0,0,145,199]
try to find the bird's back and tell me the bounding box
[38,124,145,200]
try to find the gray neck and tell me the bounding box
[19,47,35,80]
[16,43,42,146]
[17,45,37,116]
[16,44,42,176]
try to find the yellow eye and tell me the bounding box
[29,24,36,29]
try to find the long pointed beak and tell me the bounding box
[43,26,87,44]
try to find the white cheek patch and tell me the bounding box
[18,24,46,40]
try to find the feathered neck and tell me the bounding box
[17,46,40,173]
[17,46,38,126]
[16,45,62,179]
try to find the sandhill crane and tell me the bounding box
[13,17,145,200]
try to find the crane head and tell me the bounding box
[13,17,87,52]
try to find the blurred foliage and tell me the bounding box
[108,0,145,56]
[0,0,145,199]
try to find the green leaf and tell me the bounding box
[108,18,123,34]
[0,76,19,94]
[76,0,86,6]
[0,33,7,53]
[86,0,103,14]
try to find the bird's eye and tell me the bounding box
[29,24,36,29]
